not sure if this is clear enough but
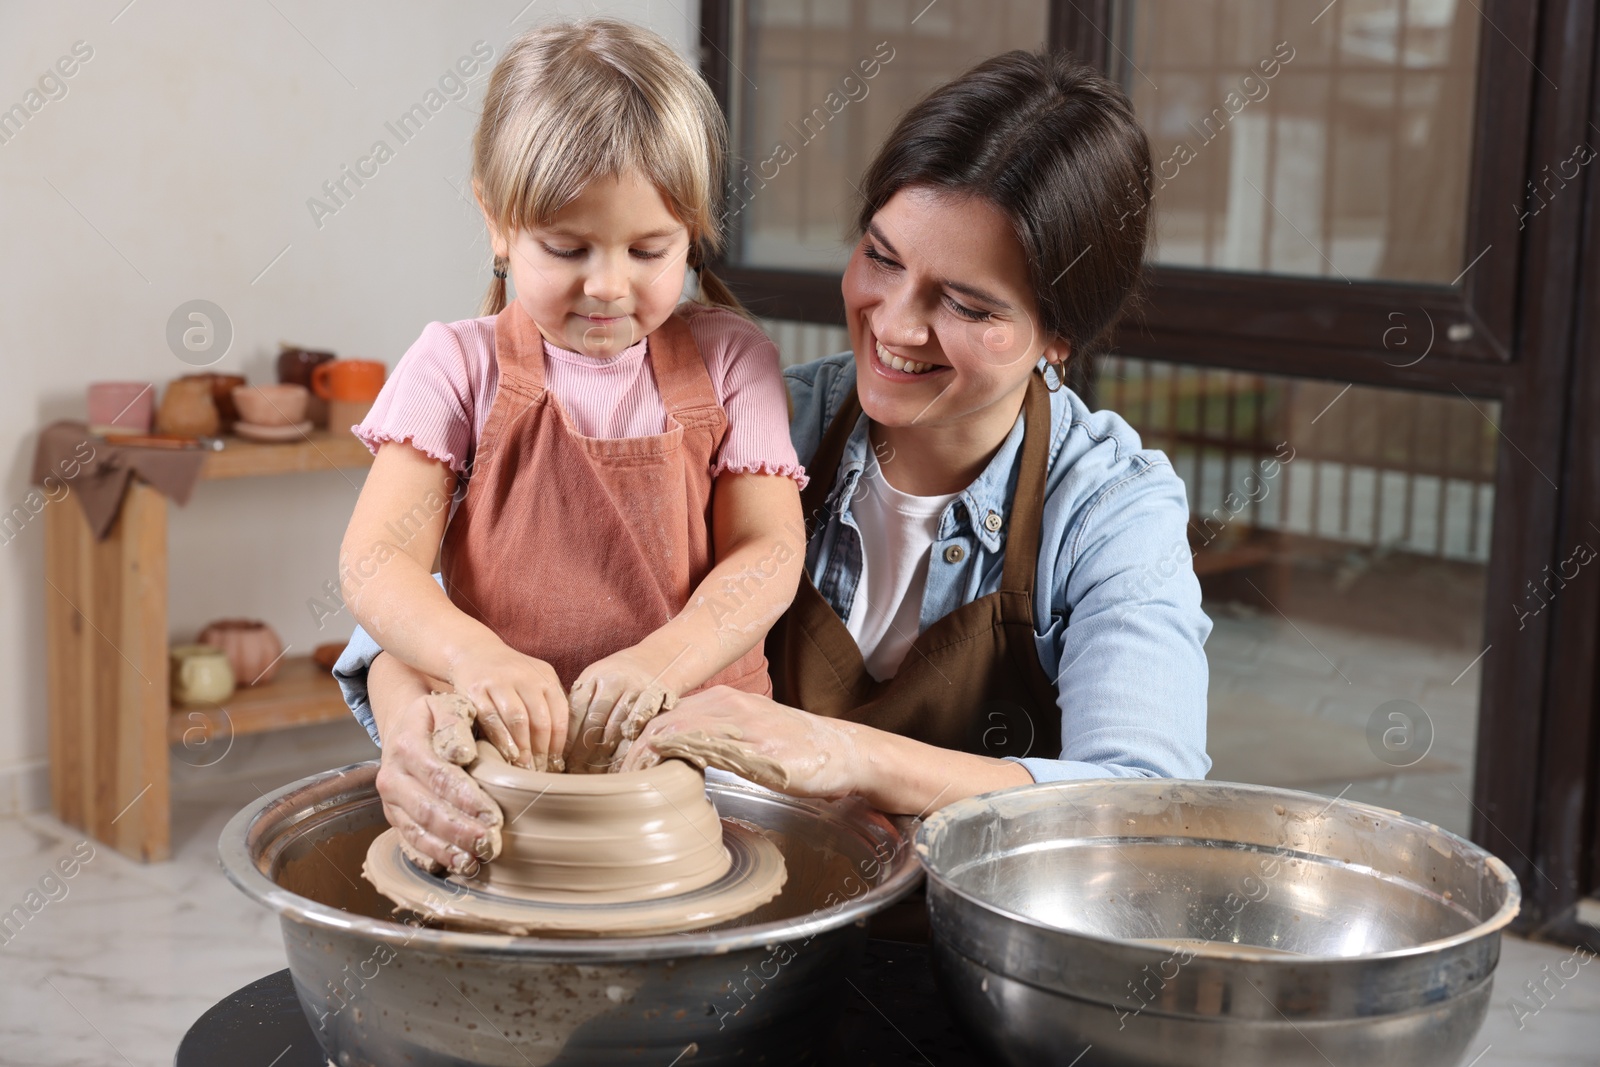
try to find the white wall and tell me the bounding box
[0,0,695,812]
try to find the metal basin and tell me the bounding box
[917,780,1520,1067]
[220,761,920,1066]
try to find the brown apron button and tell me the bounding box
[983,511,1003,533]
[944,544,966,564]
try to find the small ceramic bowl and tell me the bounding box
[232,384,309,428]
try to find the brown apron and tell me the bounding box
[441,301,769,696]
[766,373,1061,942]
[767,371,1061,760]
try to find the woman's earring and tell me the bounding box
[1043,359,1067,393]
[492,256,508,280]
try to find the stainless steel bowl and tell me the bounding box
[220,761,921,1066]
[917,779,1520,1067]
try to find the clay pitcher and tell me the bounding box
[156,376,221,437]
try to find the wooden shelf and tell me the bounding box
[199,430,373,481]
[50,427,372,863]
[169,654,353,743]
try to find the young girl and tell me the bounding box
[339,19,805,800]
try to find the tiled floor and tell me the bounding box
[1205,602,1483,838]
[1,712,1598,1065]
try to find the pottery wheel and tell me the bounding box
[362,741,787,936]
[363,818,787,936]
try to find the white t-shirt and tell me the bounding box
[844,467,959,681]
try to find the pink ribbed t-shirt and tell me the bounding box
[355,304,805,487]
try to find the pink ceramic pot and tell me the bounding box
[198,619,285,686]
[87,382,155,434]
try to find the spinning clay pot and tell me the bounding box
[471,741,732,903]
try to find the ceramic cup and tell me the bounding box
[87,382,155,435]
[312,359,386,403]
[327,398,374,434]
[156,376,221,437]
[276,345,336,387]
[198,619,285,686]
[278,345,335,429]
[231,384,309,428]
[207,373,248,431]
[170,644,236,706]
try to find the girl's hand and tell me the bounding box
[565,646,681,773]
[447,639,569,770]
[374,691,505,875]
[618,686,864,798]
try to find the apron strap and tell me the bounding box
[801,371,1052,595]
[998,372,1051,596]
[648,312,721,418]
[493,305,719,419]
[799,388,864,524]
[493,300,551,400]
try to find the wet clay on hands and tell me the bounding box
[636,727,792,792]
[429,692,480,764]
[566,681,676,774]
[398,693,503,875]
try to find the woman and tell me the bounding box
[337,49,1210,874]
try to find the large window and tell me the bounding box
[704,0,1600,928]
[724,0,1050,272]
[1124,0,1482,282]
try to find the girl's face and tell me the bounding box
[486,170,690,358]
[841,185,1068,433]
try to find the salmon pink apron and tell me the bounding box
[440,301,770,696]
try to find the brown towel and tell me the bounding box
[31,421,207,540]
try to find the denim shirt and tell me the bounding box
[335,352,1212,783]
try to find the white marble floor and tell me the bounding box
[1,715,1598,1066]
[0,719,378,1067]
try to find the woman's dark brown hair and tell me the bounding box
[856,50,1151,394]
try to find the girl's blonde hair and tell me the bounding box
[473,18,745,318]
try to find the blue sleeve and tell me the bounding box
[331,572,449,748]
[333,626,386,748]
[783,352,855,467]
[1017,452,1213,783]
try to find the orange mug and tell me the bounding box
[312,359,386,403]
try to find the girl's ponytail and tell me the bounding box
[479,255,509,317]
[687,237,749,317]
[694,265,749,318]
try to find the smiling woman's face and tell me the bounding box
[842,185,1067,434]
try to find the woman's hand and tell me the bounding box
[619,685,1035,815]
[446,638,569,771]
[618,686,863,797]
[374,690,505,875]
[565,646,681,773]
